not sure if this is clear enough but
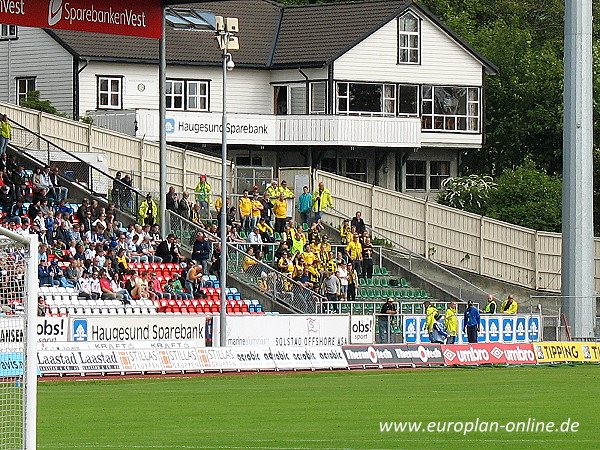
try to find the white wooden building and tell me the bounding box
[0,0,497,196]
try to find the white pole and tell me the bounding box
[561,0,595,338]
[219,41,229,346]
[159,10,167,235]
[24,233,38,449]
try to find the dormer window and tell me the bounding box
[398,12,420,64]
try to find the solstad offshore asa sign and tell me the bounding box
[0,0,162,39]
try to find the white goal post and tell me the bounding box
[0,229,38,450]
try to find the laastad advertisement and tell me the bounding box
[0,0,162,39]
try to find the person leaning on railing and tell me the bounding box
[500,295,518,314]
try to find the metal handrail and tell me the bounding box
[327,206,491,301]
[166,210,328,313]
[8,118,148,219]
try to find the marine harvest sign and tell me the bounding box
[0,0,162,38]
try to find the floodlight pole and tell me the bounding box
[219,36,230,347]
[159,10,167,235]
[561,0,595,338]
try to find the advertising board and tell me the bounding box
[222,315,349,347]
[0,0,163,38]
[350,315,374,344]
[441,343,537,365]
[403,314,541,345]
[533,342,600,363]
[341,344,444,368]
[70,316,209,345]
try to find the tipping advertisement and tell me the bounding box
[533,342,600,363]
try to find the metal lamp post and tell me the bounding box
[162,9,239,346]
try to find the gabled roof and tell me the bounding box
[45,0,497,74]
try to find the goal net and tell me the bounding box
[0,230,37,449]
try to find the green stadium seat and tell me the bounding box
[401,278,410,288]
[366,289,375,299]
[274,232,282,241]
[374,266,382,276]
[380,278,389,287]
[359,278,366,287]
[373,277,381,287]
[365,303,375,314]
[380,266,390,276]
[263,253,273,263]
[340,302,351,313]
[353,303,364,314]
[302,223,309,232]
[421,289,431,299]
[239,231,247,239]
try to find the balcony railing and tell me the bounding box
[89,110,422,148]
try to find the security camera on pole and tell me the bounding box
[215,16,240,346]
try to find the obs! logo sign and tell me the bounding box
[48,0,63,26]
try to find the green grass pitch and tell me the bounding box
[37,365,599,449]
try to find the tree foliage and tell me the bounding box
[437,174,496,215]
[438,162,562,232]
[19,90,63,116]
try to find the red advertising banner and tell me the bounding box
[442,343,537,365]
[0,0,163,39]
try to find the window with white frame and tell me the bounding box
[405,160,426,190]
[166,80,184,110]
[16,77,35,105]
[166,79,209,111]
[187,81,209,111]
[398,12,419,64]
[0,24,17,39]
[421,85,480,132]
[310,81,326,114]
[274,84,308,115]
[97,76,122,109]
[429,161,451,190]
[336,82,396,116]
[398,84,419,115]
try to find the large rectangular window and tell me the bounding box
[346,158,367,183]
[166,79,209,111]
[16,77,35,105]
[429,161,450,190]
[421,86,480,132]
[274,84,309,115]
[336,82,396,116]
[398,84,419,115]
[97,76,122,109]
[405,160,426,190]
[398,12,419,64]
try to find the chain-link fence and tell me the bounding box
[529,295,598,341]
[166,210,327,313]
[8,118,147,219]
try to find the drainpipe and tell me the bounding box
[298,67,309,113]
